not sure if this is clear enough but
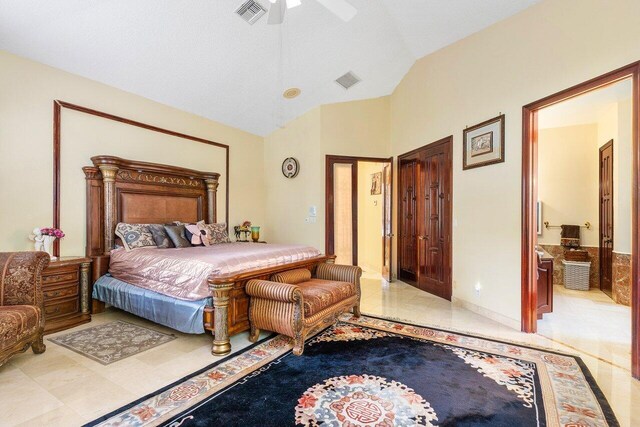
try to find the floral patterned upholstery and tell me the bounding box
[0,306,41,352]
[0,252,49,367]
[246,263,362,356]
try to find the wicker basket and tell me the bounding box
[564,249,589,262]
[562,260,590,291]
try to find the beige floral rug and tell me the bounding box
[50,321,176,365]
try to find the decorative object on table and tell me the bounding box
[463,114,505,170]
[251,226,261,242]
[281,157,300,178]
[87,314,618,427]
[29,227,65,260]
[50,320,175,365]
[370,171,382,195]
[234,221,252,242]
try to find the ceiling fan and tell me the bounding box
[267,0,357,25]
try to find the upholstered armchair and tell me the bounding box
[246,263,361,356]
[0,252,50,368]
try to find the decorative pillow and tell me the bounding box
[163,225,191,248]
[197,221,231,245]
[184,223,208,246]
[115,223,156,251]
[148,224,174,249]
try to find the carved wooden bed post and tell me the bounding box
[205,178,218,224]
[98,164,119,253]
[210,281,234,355]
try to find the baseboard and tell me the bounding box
[452,297,521,331]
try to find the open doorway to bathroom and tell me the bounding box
[535,79,632,371]
[325,155,393,282]
[522,62,640,379]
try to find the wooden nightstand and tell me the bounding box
[41,256,92,334]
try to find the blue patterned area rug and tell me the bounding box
[86,315,618,426]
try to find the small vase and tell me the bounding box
[251,226,260,243]
[42,235,57,260]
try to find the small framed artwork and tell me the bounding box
[463,114,505,170]
[370,172,382,195]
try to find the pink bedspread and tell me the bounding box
[108,243,322,301]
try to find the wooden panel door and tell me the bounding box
[382,164,393,282]
[599,140,614,298]
[398,158,418,283]
[417,139,453,300]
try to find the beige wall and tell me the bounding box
[389,0,640,325]
[264,97,390,251]
[357,161,385,273]
[537,124,599,247]
[0,51,265,255]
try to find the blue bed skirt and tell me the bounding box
[92,275,211,334]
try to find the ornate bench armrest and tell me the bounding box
[246,279,302,303]
[316,263,362,284]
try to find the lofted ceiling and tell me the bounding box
[0,0,539,136]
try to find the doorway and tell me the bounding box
[325,155,393,281]
[522,62,640,379]
[397,136,453,300]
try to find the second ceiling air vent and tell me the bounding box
[235,0,267,25]
[335,71,361,90]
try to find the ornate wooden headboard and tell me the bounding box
[83,155,220,282]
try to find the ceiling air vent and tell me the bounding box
[335,71,361,90]
[235,0,267,25]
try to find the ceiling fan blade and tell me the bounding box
[267,0,286,25]
[316,0,357,22]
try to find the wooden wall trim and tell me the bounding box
[52,100,230,256]
[521,60,640,379]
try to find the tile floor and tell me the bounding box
[1,278,639,426]
[538,285,632,371]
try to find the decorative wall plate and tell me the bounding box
[282,157,300,178]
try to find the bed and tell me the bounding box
[84,155,334,355]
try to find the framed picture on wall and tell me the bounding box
[463,114,505,170]
[370,172,382,195]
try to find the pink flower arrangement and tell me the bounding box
[39,227,65,239]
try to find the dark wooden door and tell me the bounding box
[417,139,453,300]
[398,137,452,299]
[398,158,418,283]
[599,140,614,298]
[382,164,393,282]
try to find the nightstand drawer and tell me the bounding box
[44,297,79,319]
[42,268,79,286]
[43,283,79,301]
